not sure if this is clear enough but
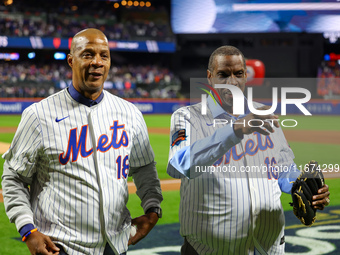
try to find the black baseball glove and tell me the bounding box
[290,160,325,226]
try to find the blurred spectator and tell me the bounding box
[317,61,340,98]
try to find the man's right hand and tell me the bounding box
[25,231,60,255]
[233,105,280,137]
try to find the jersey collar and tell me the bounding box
[207,93,250,120]
[68,83,104,107]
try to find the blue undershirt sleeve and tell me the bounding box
[278,163,301,194]
[168,125,242,179]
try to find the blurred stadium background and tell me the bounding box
[0,0,340,254]
[1,0,340,104]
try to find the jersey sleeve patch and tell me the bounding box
[171,129,187,147]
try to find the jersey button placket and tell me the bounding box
[249,185,258,215]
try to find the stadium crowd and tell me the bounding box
[317,61,340,98]
[0,0,173,42]
[0,61,181,98]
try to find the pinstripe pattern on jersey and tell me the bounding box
[3,88,155,255]
[168,102,294,255]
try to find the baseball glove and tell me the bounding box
[290,160,325,226]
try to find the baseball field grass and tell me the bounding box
[0,114,339,254]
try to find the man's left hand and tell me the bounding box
[291,160,329,226]
[312,184,330,210]
[128,212,159,246]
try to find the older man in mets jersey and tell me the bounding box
[167,46,329,254]
[2,28,163,255]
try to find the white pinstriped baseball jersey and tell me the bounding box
[2,86,162,255]
[167,98,298,255]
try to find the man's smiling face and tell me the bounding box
[207,54,247,114]
[68,29,111,99]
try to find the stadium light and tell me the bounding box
[54,52,66,60]
[28,52,36,59]
[3,0,13,6]
[0,52,19,60]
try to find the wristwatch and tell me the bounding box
[146,207,162,218]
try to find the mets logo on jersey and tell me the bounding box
[59,120,129,165]
[171,129,187,147]
[213,132,274,166]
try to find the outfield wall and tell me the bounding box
[0,98,340,115]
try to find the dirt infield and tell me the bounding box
[0,142,10,154]
[0,127,17,133]
[283,130,340,145]
[128,179,181,194]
